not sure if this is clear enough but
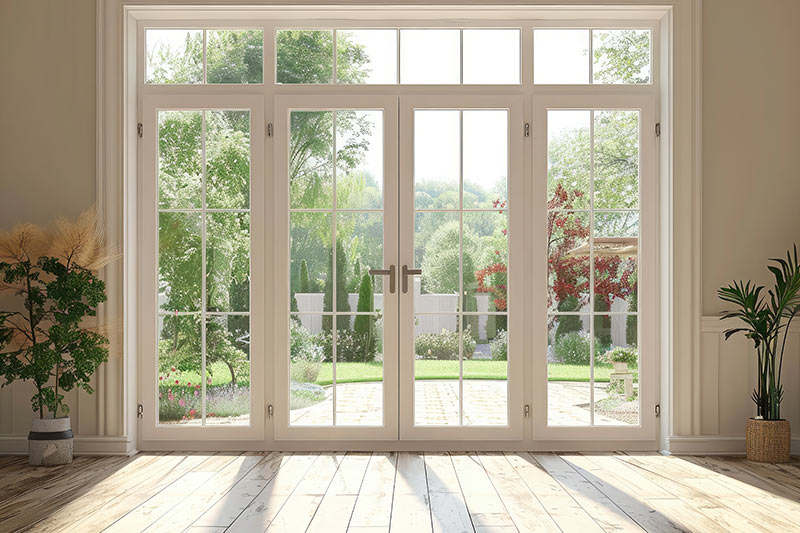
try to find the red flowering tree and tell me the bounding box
[547,183,637,342]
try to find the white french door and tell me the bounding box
[273,95,523,441]
[399,96,524,440]
[273,95,400,440]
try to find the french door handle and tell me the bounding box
[369,265,396,294]
[401,265,422,294]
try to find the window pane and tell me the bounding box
[534,29,590,84]
[337,30,397,84]
[547,315,591,425]
[593,29,651,84]
[462,315,507,426]
[464,211,508,313]
[336,212,384,311]
[547,211,589,315]
[463,29,520,84]
[416,213,460,313]
[463,110,508,208]
[290,316,332,426]
[207,30,264,84]
[290,111,333,209]
[206,110,250,209]
[205,315,250,425]
[594,110,640,209]
[547,110,590,210]
[290,212,332,313]
[414,110,460,210]
[158,314,202,424]
[206,213,250,312]
[414,314,460,425]
[594,314,639,425]
[335,315,384,426]
[400,30,460,84]
[277,30,334,84]
[159,212,202,313]
[335,110,383,209]
[146,29,203,84]
[158,110,202,209]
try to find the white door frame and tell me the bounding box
[531,93,659,442]
[139,94,266,442]
[399,95,525,441]
[272,94,400,440]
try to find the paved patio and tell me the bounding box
[290,380,638,426]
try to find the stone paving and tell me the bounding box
[289,380,638,426]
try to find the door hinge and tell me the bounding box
[137,404,144,418]
[267,123,273,137]
[137,123,143,138]
[524,123,530,138]
[524,404,530,418]
[655,404,661,417]
[655,122,661,138]
[267,404,273,418]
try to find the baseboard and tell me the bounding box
[0,435,136,456]
[666,434,800,455]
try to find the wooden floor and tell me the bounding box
[1,452,800,532]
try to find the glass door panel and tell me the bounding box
[400,96,522,440]
[274,96,398,440]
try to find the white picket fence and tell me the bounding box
[295,278,629,346]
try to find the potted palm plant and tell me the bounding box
[0,209,114,465]
[718,245,800,463]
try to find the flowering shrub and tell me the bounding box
[158,367,249,422]
[490,330,508,361]
[415,325,477,360]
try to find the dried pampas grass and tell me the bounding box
[0,223,49,263]
[0,206,118,272]
[48,207,118,271]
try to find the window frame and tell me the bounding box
[117,4,685,453]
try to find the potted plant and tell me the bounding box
[601,346,638,373]
[718,245,800,463]
[0,209,114,465]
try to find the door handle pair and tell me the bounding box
[368,265,421,294]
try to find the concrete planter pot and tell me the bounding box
[28,416,73,466]
[746,418,791,463]
[612,361,629,373]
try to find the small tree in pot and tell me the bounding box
[718,245,800,463]
[0,209,114,465]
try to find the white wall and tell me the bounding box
[0,0,103,452]
[678,0,800,453]
[1,0,798,453]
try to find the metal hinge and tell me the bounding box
[655,404,661,417]
[137,404,144,418]
[524,123,530,138]
[137,123,143,138]
[524,404,530,418]
[267,123,273,137]
[267,404,274,418]
[655,122,661,138]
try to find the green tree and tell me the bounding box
[353,273,376,362]
[299,259,311,293]
[593,30,651,84]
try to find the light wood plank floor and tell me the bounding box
[1,452,800,532]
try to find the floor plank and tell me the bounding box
[0,452,799,533]
[390,452,433,533]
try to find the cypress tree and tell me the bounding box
[299,259,311,293]
[354,273,375,361]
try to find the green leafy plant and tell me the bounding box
[415,325,476,361]
[718,245,800,420]
[0,210,115,419]
[600,346,638,366]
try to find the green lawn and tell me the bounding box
[169,360,632,388]
[316,361,621,385]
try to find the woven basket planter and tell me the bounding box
[746,418,791,463]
